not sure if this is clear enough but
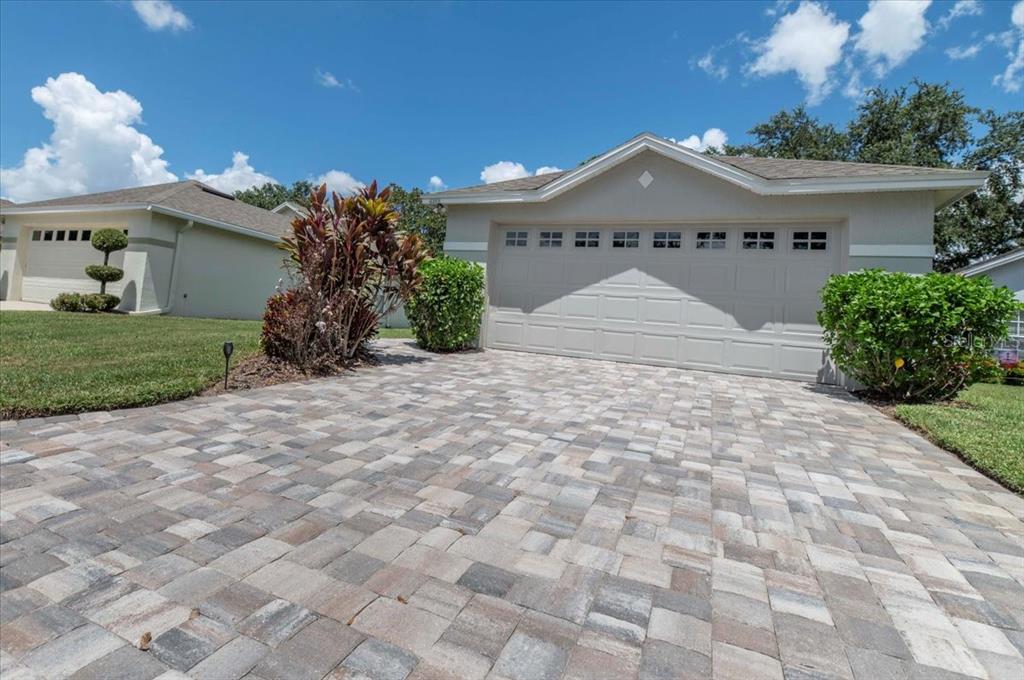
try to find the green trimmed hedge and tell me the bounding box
[818,269,1019,402]
[406,257,485,352]
[50,292,120,313]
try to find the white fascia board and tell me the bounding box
[424,133,989,206]
[0,202,281,243]
[958,249,1024,276]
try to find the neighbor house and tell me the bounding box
[426,132,988,383]
[0,180,292,320]
[957,247,1023,363]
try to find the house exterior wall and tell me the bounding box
[977,258,1024,301]
[172,223,286,319]
[443,150,938,274]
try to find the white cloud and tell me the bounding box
[747,2,850,105]
[938,0,982,30]
[0,72,177,203]
[765,0,794,17]
[481,161,529,184]
[696,50,729,80]
[131,0,191,32]
[853,1,932,76]
[428,175,446,191]
[316,69,342,88]
[994,1,1024,92]
[674,128,729,152]
[187,152,276,193]
[317,169,364,196]
[946,43,983,60]
[534,166,563,175]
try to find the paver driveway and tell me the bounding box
[2,342,1022,680]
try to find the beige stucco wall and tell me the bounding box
[444,150,938,274]
[172,223,286,319]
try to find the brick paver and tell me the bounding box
[1,341,1022,679]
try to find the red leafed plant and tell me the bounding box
[262,182,428,371]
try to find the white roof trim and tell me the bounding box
[0,202,281,243]
[271,200,305,215]
[425,133,988,205]
[957,248,1024,276]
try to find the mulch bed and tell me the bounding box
[201,353,354,396]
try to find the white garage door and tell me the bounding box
[22,228,125,303]
[487,225,841,381]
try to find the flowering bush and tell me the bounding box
[262,182,428,371]
[818,269,1019,402]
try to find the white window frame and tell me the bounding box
[652,231,682,249]
[792,230,828,251]
[612,231,640,249]
[574,230,600,248]
[539,230,563,248]
[504,230,528,247]
[695,230,727,250]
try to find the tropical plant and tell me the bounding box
[262,182,428,370]
[818,270,1020,402]
[407,256,485,351]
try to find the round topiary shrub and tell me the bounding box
[83,293,120,312]
[88,228,127,295]
[406,256,485,352]
[818,269,1020,402]
[84,265,124,284]
[50,292,86,312]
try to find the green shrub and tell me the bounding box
[406,256,485,352]
[818,269,1020,402]
[90,228,128,254]
[83,293,120,312]
[50,292,86,312]
[84,265,124,284]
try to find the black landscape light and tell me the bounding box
[222,341,234,389]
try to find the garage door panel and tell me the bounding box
[603,296,639,322]
[642,298,682,325]
[525,324,559,351]
[487,225,837,382]
[562,327,597,354]
[600,330,636,359]
[563,294,599,320]
[23,240,126,303]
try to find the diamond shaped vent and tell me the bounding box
[638,170,653,188]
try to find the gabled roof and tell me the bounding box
[426,132,988,210]
[271,200,306,216]
[957,247,1024,276]
[0,199,15,207]
[0,180,292,241]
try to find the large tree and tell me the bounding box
[386,184,447,256]
[234,180,315,211]
[726,81,1021,270]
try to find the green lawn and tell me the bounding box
[0,312,411,419]
[895,383,1024,494]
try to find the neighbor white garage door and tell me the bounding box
[487,225,841,381]
[21,227,125,303]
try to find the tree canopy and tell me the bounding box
[723,81,1021,271]
[234,180,315,211]
[386,184,447,256]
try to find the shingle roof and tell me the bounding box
[714,155,971,180]
[3,180,293,238]
[0,199,14,206]
[431,150,977,199]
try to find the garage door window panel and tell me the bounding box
[539,231,563,248]
[505,231,528,247]
[696,231,727,250]
[68,230,78,241]
[742,231,775,250]
[574,231,600,248]
[793,231,828,251]
[612,231,639,249]
[31,230,41,241]
[653,231,681,249]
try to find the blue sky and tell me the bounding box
[0,0,1021,203]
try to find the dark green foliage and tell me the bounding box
[84,265,124,284]
[726,81,1022,270]
[234,181,314,211]
[406,256,485,352]
[387,184,447,255]
[50,292,87,312]
[817,270,1020,402]
[83,293,120,312]
[723,105,850,160]
[90,228,128,254]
